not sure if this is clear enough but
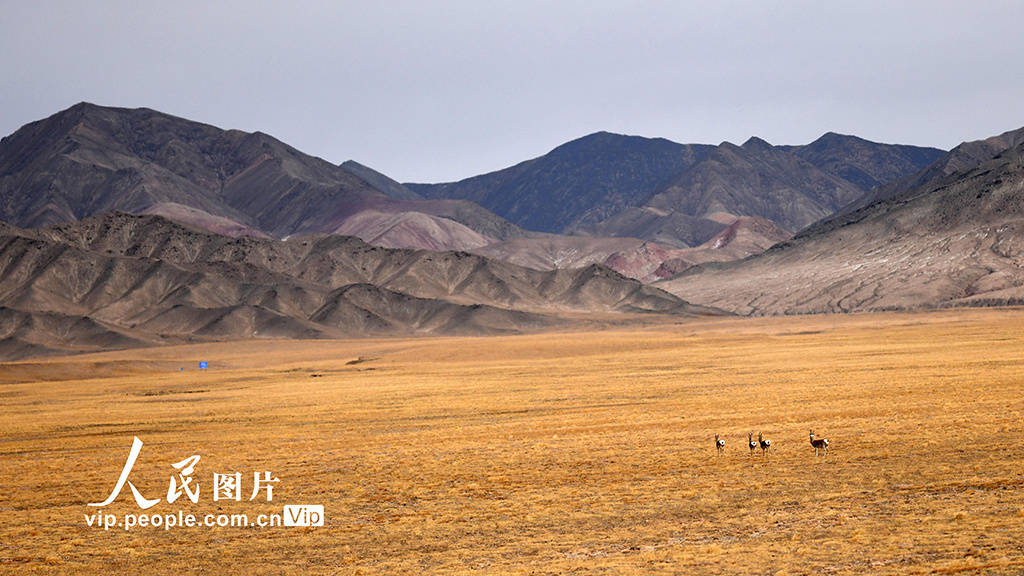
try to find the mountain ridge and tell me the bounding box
[0,211,716,359]
[410,129,944,250]
[407,131,715,234]
[657,132,1024,314]
[0,102,526,252]
[2,104,949,282]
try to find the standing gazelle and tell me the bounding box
[748,432,757,456]
[758,431,771,456]
[809,429,830,456]
[715,434,725,455]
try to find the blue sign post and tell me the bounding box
[199,361,208,370]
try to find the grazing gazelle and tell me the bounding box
[809,429,830,456]
[715,434,725,455]
[748,432,757,456]
[758,431,771,456]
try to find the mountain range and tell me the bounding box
[657,128,1024,314]
[1,103,946,283]
[3,101,1022,359]
[0,103,526,247]
[409,131,944,247]
[0,212,709,359]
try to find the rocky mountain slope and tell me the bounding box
[835,127,1024,216]
[472,215,789,283]
[582,137,862,246]
[2,104,947,283]
[0,103,523,251]
[412,130,942,250]
[408,131,714,233]
[0,212,713,359]
[657,132,1024,314]
[782,132,945,191]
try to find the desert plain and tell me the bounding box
[2,308,1023,575]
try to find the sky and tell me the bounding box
[2,1,1023,183]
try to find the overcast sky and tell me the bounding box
[2,1,1023,182]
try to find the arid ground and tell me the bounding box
[2,309,1023,574]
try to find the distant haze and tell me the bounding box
[2,1,1023,182]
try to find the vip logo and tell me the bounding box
[283,505,324,527]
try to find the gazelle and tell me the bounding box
[809,429,830,456]
[758,431,771,456]
[715,434,725,455]
[748,432,757,456]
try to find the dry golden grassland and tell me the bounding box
[2,309,1024,575]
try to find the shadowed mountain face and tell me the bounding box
[783,132,945,191]
[408,132,715,234]
[0,212,714,359]
[835,127,1024,216]
[411,131,943,249]
[0,103,526,250]
[648,136,864,232]
[657,133,1024,315]
[585,137,864,246]
[0,102,367,232]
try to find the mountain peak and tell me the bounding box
[410,130,709,234]
[52,101,140,122]
[17,101,112,135]
[66,101,100,113]
[554,131,679,153]
[818,131,849,141]
[792,131,947,194]
[742,136,773,150]
[806,131,868,148]
[58,101,107,116]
